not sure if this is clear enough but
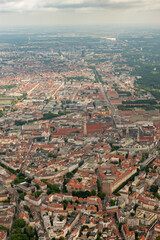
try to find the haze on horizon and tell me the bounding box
[0,0,159,27]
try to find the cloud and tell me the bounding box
[0,0,159,12]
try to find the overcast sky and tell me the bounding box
[0,0,159,26]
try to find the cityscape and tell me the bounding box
[0,26,160,240]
